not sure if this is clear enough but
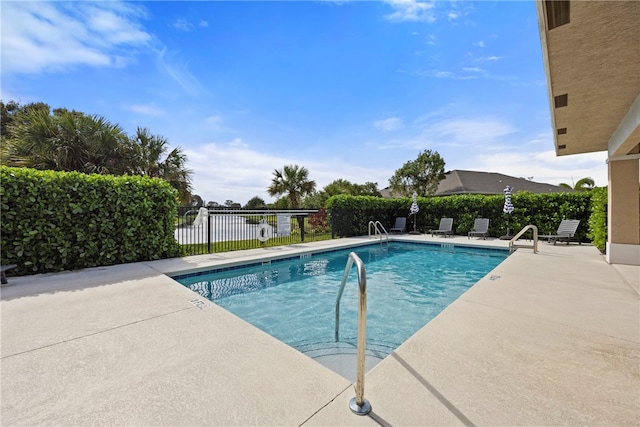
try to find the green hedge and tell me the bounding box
[586,187,608,253]
[328,192,593,240]
[1,167,182,276]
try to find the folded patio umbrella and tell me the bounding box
[503,185,514,236]
[503,185,514,214]
[410,192,419,233]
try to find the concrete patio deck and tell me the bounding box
[1,235,638,426]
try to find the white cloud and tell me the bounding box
[434,70,454,78]
[474,41,485,48]
[199,20,209,28]
[419,117,516,148]
[184,139,277,205]
[404,112,609,187]
[181,112,609,205]
[204,114,236,133]
[384,0,436,23]
[183,138,393,205]
[172,19,194,32]
[205,115,223,125]
[1,1,151,74]
[418,64,515,81]
[126,104,165,116]
[82,3,149,45]
[374,117,404,132]
[416,69,477,80]
[156,47,204,96]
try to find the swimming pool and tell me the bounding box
[174,242,508,375]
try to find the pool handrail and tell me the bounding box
[368,220,389,243]
[335,252,372,415]
[509,224,539,254]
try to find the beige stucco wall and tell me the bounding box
[608,159,640,245]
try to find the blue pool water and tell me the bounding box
[175,242,508,362]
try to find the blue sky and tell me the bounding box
[1,0,607,205]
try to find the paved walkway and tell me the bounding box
[2,235,638,426]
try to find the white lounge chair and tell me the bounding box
[432,218,453,237]
[540,219,581,245]
[390,217,407,233]
[468,218,489,239]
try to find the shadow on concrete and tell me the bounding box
[391,352,476,427]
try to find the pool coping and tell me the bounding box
[2,234,639,425]
[169,238,509,281]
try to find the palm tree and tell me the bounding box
[268,165,316,230]
[559,177,595,192]
[1,107,59,170]
[267,164,316,209]
[57,112,130,175]
[127,127,193,203]
[2,108,129,174]
[1,103,193,203]
[574,177,595,191]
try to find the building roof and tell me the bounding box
[536,1,640,159]
[435,170,574,196]
[380,169,574,198]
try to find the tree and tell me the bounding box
[268,165,316,228]
[389,149,445,197]
[1,101,194,204]
[321,179,380,197]
[190,194,204,208]
[128,127,193,204]
[323,179,353,197]
[353,181,381,197]
[271,196,291,209]
[244,196,266,209]
[1,100,50,141]
[267,164,316,209]
[574,177,595,191]
[559,177,595,192]
[301,191,327,209]
[2,107,130,174]
[302,179,381,208]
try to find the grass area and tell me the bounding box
[180,231,333,256]
[176,210,331,256]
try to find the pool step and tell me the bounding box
[295,339,397,359]
[289,338,400,381]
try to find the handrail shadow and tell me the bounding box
[389,352,476,427]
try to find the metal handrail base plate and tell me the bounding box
[349,397,372,415]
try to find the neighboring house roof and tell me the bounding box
[380,169,574,198]
[436,170,574,195]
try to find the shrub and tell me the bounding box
[587,187,608,253]
[1,167,182,275]
[328,192,592,241]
